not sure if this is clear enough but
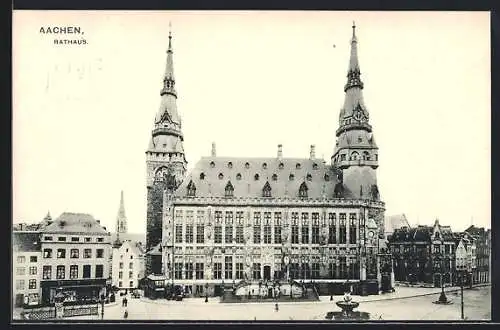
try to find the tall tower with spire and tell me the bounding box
[145,24,188,262]
[332,22,380,202]
[116,190,128,236]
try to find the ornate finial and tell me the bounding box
[168,21,173,51]
[352,21,356,37]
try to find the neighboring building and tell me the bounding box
[464,225,491,283]
[13,212,53,232]
[39,212,112,305]
[12,231,42,307]
[454,231,476,286]
[111,240,145,289]
[384,214,410,238]
[145,24,388,296]
[388,219,456,286]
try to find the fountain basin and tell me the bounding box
[336,301,360,314]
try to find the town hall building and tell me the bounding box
[145,23,389,296]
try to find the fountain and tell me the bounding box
[325,284,370,320]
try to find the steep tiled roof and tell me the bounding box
[384,214,410,234]
[42,212,109,235]
[174,157,342,199]
[13,232,41,252]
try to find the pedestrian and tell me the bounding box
[275,303,279,312]
[122,298,125,307]
[124,309,128,319]
[124,297,128,307]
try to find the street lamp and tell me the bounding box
[99,294,105,320]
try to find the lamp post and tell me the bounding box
[100,295,105,320]
[460,270,465,320]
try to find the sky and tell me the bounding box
[12,11,490,234]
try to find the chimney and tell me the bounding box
[277,144,283,160]
[310,145,316,159]
[211,142,216,157]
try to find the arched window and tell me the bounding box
[228,162,233,169]
[187,180,196,197]
[254,174,260,181]
[236,173,242,180]
[289,174,295,181]
[340,154,346,161]
[218,173,224,180]
[199,173,205,180]
[262,181,272,197]
[225,181,234,197]
[279,163,284,169]
[296,163,301,169]
[262,163,268,169]
[245,162,250,169]
[306,173,312,181]
[210,161,215,168]
[374,154,378,161]
[299,182,308,198]
[272,174,278,181]
[363,151,370,161]
[350,151,359,161]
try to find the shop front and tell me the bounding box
[40,279,107,306]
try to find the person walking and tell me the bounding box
[123,297,128,307]
[123,309,128,319]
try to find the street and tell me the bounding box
[65,285,490,321]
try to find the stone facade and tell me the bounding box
[145,24,388,295]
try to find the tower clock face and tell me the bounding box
[368,231,374,238]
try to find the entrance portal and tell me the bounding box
[263,265,271,281]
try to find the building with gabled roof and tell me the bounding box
[111,240,145,289]
[145,23,387,297]
[38,212,111,305]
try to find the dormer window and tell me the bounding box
[272,174,278,181]
[312,163,318,170]
[228,162,233,169]
[306,173,312,181]
[218,173,224,180]
[299,182,308,198]
[279,163,284,169]
[296,163,301,169]
[187,180,196,197]
[289,174,295,181]
[236,173,242,180]
[254,174,260,181]
[262,181,272,197]
[199,173,205,180]
[225,181,234,198]
[262,163,268,169]
[358,136,362,143]
[245,162,250,169]
[210,161,215,168]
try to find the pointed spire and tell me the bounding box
[44,211,52,221]
[161,22,176,96]
[345,21,363,92]
[116,190,127,235]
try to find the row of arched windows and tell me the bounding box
[335,151,378,163]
